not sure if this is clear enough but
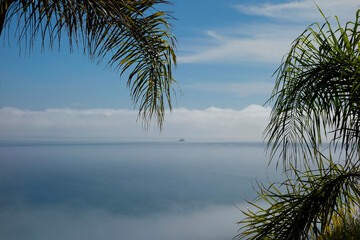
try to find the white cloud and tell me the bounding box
[0,105,271,142]
[235,0,360,22]
[178,0,359,64]
[178,24,302,64]
[185,81,274,97]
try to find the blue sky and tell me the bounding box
[0,0,359,141]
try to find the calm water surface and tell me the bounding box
[0,142,273,240]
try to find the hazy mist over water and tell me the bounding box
[0,142,274,240]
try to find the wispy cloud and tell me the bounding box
[0,105,271,142]
[235,0,360,22]
[178,0,359,65]
[185,82,274,97]
[178,27,296,64]
[179,25,294,64]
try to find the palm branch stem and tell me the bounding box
[0,0,14,35]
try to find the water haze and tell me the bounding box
[0,142,274,240]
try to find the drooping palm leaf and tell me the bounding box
[238,8,360,240]
[236,157,360,240]
[265,9,360,167]
[0,0,177,128]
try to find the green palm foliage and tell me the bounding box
[266,8,360,167]
[319,215,360,239]
[0,0,177,128]
[236,158,360,239]
[237,8,360,240]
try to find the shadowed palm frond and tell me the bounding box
[265,9,360,168]
[236,158,360,240]
[238,8,360,240]
[0,0,177,128]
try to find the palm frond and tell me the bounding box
[0,0,177,128]
[236,158,360,240]
[265,9,360,167]
[319,214,360,239]
[238,8,360,240]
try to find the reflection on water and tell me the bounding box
[0,142,274,240]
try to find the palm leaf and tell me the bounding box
[238,8,360,240]
[0,0,177,128]
[265,9,360,168]
[236,157,360,240]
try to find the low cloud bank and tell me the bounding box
[0,105,271,142]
